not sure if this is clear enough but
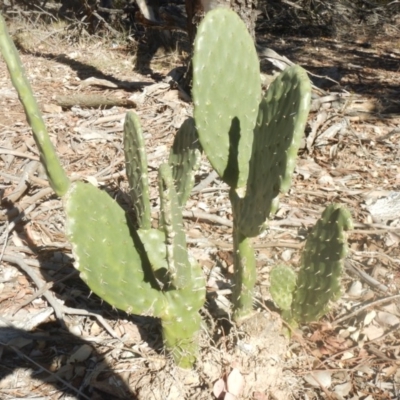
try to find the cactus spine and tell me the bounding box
[193,8,312,321]
[270,204,353,324]
[0,14,205,368]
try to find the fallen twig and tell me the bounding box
[2,253,65,324]
[0,147,39,161]
[4,161,39,203]
[332,293,400,326]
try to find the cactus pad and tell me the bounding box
[270,265,297,311]
[168,117,202,206]
[64,181,166,316]
[0,14,70,196]
[137,228,170,289]
[158,163,192,290]
[292,204,353,323]
[124,111,151,229]
[193,8,261,188]
[231,65,312,238]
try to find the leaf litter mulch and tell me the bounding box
[1,13,400,400]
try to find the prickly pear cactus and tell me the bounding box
[193,8,312,321]
[193,8,261,189]
[64,171,205,368]
[270,205,352,325]
[124,111,152,229]
[158,163,192,290]
[292,204,353,323]
[0,14,205,368]
[147,163,206,367]
[168,117,202,206]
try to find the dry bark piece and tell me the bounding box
[54,94,136,109]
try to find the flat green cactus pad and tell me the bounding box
[168,117,202,206]
[158,163,192,290]
[64,182,166,316]
[0,13,70,197]
[261,65,311,194]
[137,228,171,289]
[270,265,297,311]
[137,229,167,273]
[231,65,312,238]
[124,111,151,229]
[193,8,261,189]
[292,204,353,323]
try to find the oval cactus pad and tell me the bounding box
[292,204,353,323]
[232,65,312,238]
[193,8,261,188]
[64,182,166,317]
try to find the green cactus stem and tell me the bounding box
[124,111,152,229]
[231,226,257,322]
[158,163,206,366]
[0,14,69,196]
[158,163,192,290]
[162,259,205,368]
[162,310,203,368]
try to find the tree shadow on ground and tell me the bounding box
[0,188,165,399]
[0,253,163,399]
[0,324,139,399]
[256,0,400,116]
[257,35,400,115]
[13,47,154,91]
[133,29,188,80]
[4,0,189,82]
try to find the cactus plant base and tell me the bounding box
[161,312,202,369]
[229,312,291,397]
[231,228,257,322]
[106,311,290,399]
